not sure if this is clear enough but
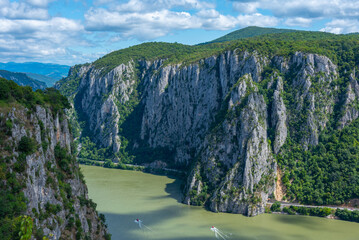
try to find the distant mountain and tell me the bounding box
[25,72,57,86]
[205,26,298,44]
[0,70,47,90]
[0,62,70,85]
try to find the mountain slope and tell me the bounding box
[0,62,70,83]
[25,72,57,87]
[205,26,298,43]
[0,70,47,90]
[56,31,359,216]
[0,78,110,239]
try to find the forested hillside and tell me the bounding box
[0,70,47,90]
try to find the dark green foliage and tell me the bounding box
[44,202,61,215]
[104,233,112,240]
[103,160,115,168]
[99,213,106,223]
[78,196,97,210]
[281,206,333,217]
[270,201,281,212]
[277,118,359,205]
[335,209,359,222]
[78,137,112,162]
[13,153,27,173]
[5,119,12,135]
[0,70,47,90]
[55,64,88,98]
[54,144,74,174]
[18,136,36,155]
[0,78,70,114]
[0,156,27,240]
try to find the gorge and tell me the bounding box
[56,29,359,217]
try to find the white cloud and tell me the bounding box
[26,0,54,8]
[321,19,359,34]
[85,0,279,40]
[231,0,359,19]
[0,0,49,19]
[85,8,198,40]
[233,2,260,14]
[99,0,214,12]
[236,13,279,27]
[285,17,312,27]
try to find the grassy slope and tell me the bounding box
[204,26,298,44]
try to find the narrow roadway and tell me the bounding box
[267,200,359,211]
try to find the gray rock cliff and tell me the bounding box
[58,48,357,216]
[2,105,108,239]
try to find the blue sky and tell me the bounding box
[1,0,359,65]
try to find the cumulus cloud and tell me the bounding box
[231,0,359,19]
[26,0,54,8]
[97,0,214,12]
[85,0,279,40]
[321,19,359,34]
[285,17,312,27]
[233,2,260,14]
[0,0,88,64]
[0,0,49,19]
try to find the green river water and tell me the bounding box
[81,165,359,240]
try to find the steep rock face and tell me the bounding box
[2,105,108,239]
[74,63,136,152]
[271,75,287,154]
[286,52,338,148]
[60,49,356,216]
[184,76,276,216]
[339,73,359,129]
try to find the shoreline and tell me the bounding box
[78,158,186,178]
[78,159,359,224]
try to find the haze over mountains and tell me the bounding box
[0,70,47,90]
[0,62,70,87]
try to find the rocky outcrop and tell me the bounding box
[271,75,287,154]
[339,72,359,129]
[58,47,358,216]
[2,105,108,239]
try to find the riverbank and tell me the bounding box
[81,165,359,240]
[266,201,359,224]
[77,158,186,178]
[79,158,359,224]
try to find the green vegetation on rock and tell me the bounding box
[277,118,359,205]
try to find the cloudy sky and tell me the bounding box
[1,0,359,65]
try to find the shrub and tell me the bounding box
[18,136,36,154]
[270,201,281,212]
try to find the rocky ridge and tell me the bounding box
[59,48,358,216]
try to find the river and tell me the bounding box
[81,165,359,240]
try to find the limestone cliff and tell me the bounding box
[0,103,109,239]
[57,45,358,216]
